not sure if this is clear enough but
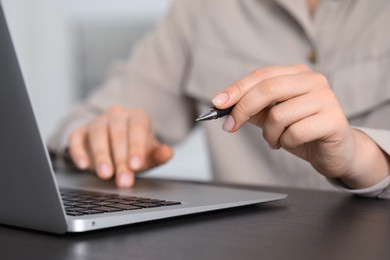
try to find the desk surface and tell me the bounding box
[1,181,390,260]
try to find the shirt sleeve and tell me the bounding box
[47,0,199,167]
[328,176,390,199]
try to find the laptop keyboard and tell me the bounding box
[60,188,181,216]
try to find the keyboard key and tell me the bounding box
[131,203,162,208]
[65,206,85,211]
[76,204,100,209]
[164,201,182,206]
[78,209,105,215]
[107,204,143,210]
[94,206,124,213]
[66,211,85,216]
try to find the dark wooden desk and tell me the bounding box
[1,183,390,260]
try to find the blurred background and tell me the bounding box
[1,0,211,181]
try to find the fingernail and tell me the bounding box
[77,158,87,169]
[99,163,112,178]
[222,115,235,132]
[130,155,142,170]
[212,92,229,106]
[119,173,132,187]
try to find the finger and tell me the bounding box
[68,126,90,169]
[212,64,310,109]
[127,109,151,171]
[115,164,135,188]
[153,144,174,164]
[261,91,325,149]
[106,107,135,187]
[143,144,174,170]
[132,142,174,172]
[226,72,328,132]
[279,114,334,151]
[87,116,114,179]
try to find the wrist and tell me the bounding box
[338,129,390,189]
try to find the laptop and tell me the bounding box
[0,3,287,234]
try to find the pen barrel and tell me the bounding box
[213,106,234,118]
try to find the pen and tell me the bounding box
[196,106,234,122]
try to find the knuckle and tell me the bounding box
[267,106,284,125]
[293,63,310,72]
[235,101,250,116]
[132,122,147,133]
[129,109,151,128]
[252,67,266,77]
[88,124,104,137]
[318,88,334,101]
[108,119,125,134]
[252,66,276,78]
[260,78,278,96]
[228,82,244,97]
[310,72,328,86]
[131,108,147,117]
[107,105,125,115]
[285,124,304,144]
[111,133,126,144]
[108,126,121,137]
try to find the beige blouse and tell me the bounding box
[49,0,390,194]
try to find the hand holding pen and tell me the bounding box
[196,64,390,189]
[197,64,337,134]
[197,64,342,137]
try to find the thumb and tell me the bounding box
[153,144,174,165]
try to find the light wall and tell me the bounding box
[2,0,75,139]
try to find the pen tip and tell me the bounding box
[195,110,218,122]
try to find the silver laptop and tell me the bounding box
[0,4,287,234]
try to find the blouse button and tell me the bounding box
[308,50,317,64]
